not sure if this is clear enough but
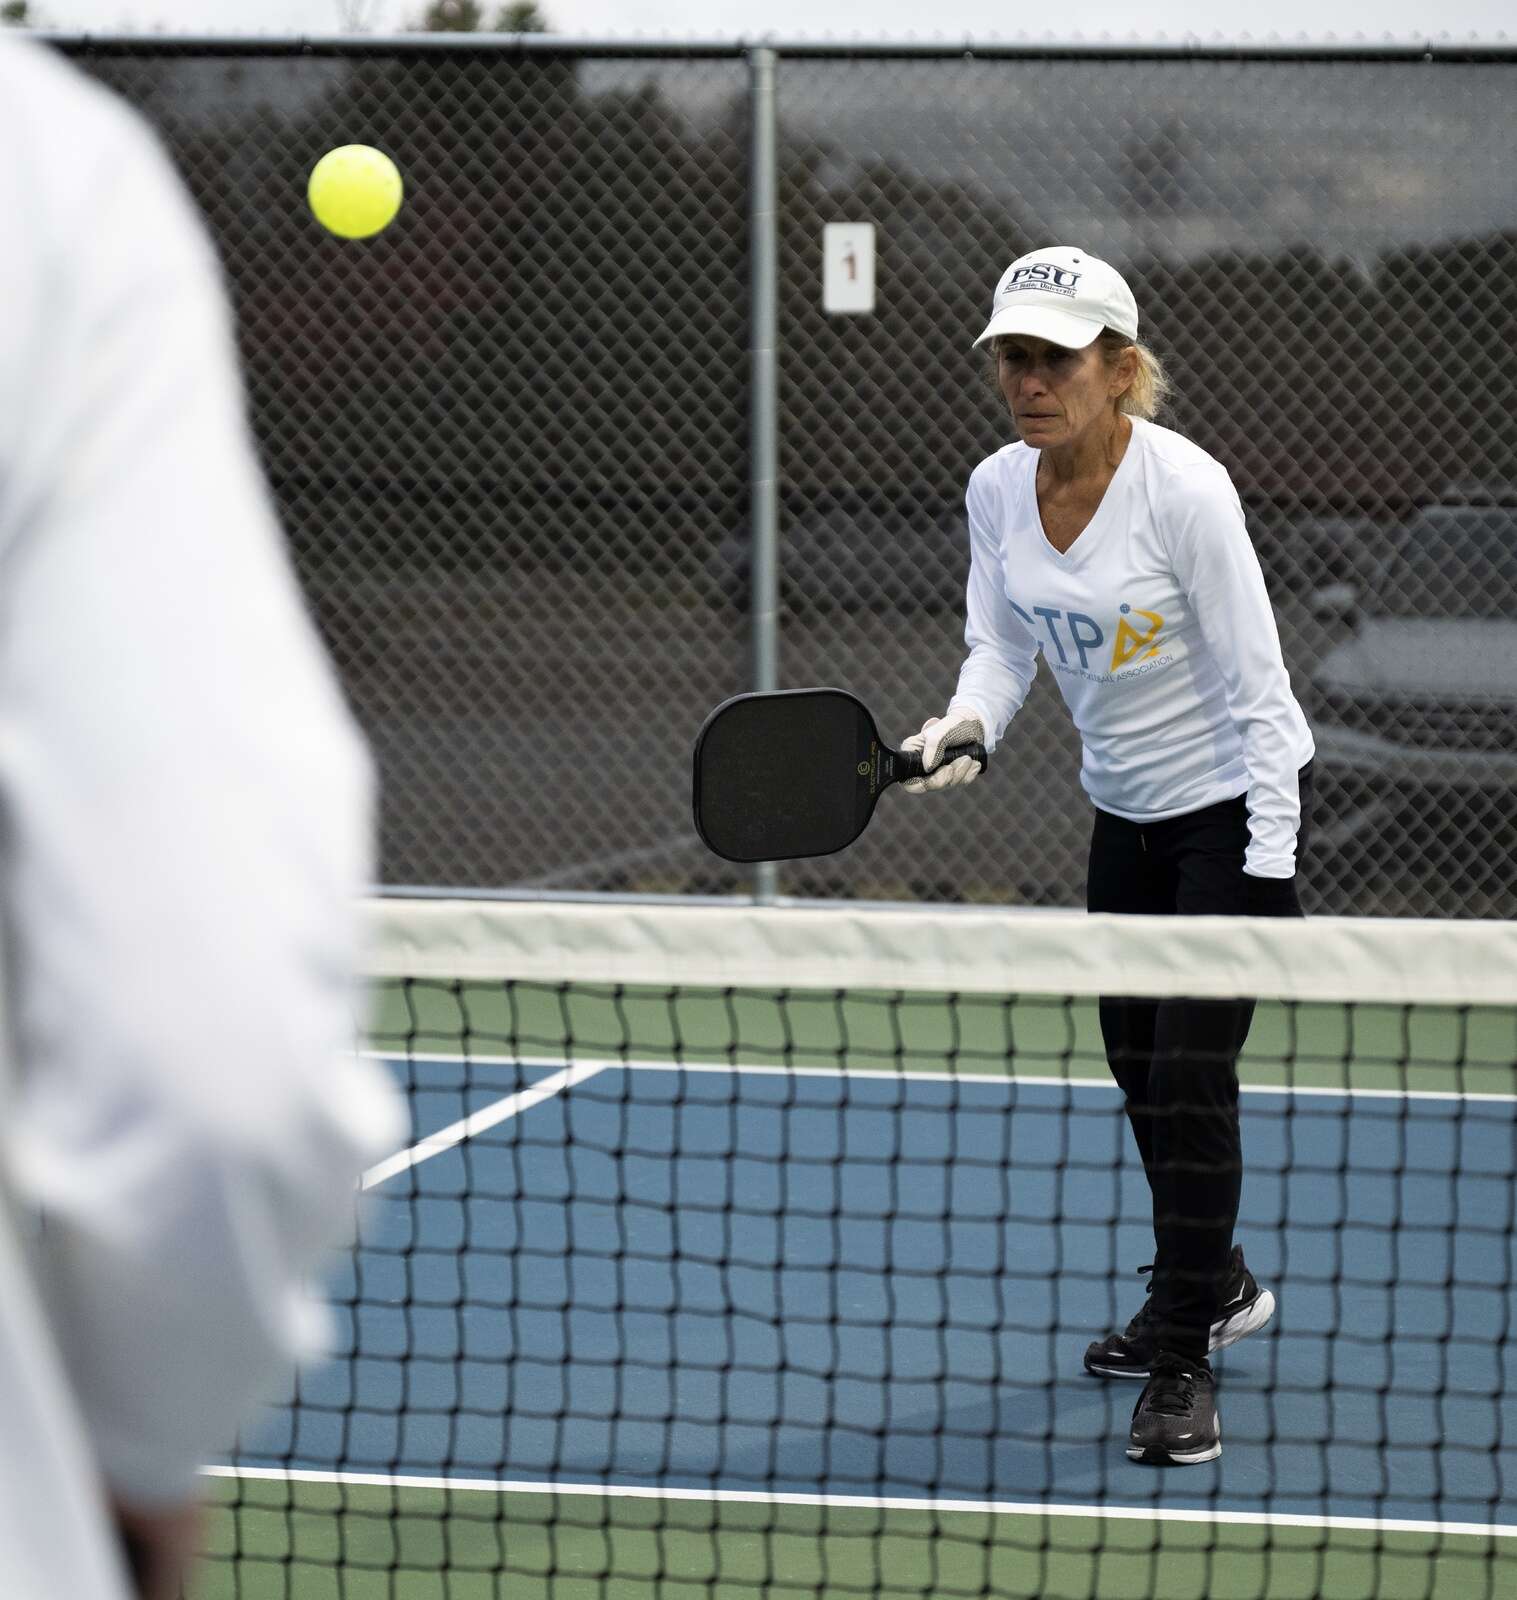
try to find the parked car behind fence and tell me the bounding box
[1306,497,1517,854]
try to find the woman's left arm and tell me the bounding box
[1166,465,1311,880]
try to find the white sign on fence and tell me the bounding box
[822,222,876,315]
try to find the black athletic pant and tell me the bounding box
[1086,765,1314,1364]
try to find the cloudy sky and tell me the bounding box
[24,0,1517,41]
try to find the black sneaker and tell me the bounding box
[1211,1244,1276,1355]
[1084,1246,1275,1380]
[1127,1353,1221,1466]
[1083,1265,1159,1379]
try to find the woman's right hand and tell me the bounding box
[900,709,986,794]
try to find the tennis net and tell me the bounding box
[198,897,1517,1600]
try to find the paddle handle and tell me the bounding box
[891,740,989,783]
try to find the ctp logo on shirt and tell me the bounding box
[1009,597,1167,680]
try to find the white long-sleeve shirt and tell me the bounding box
[0,40,403,1597]
[950,418,1314,877]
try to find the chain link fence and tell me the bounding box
[57,37,1517,915]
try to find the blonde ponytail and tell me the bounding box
[1099,329,1172,420]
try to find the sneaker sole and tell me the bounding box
[1084,1356,1152,1380]
[1086,1289,1276,1381]
[1209,1289,1276,1354]
[1126,1434,1222,1466]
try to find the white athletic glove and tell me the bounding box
[900,707,987,795]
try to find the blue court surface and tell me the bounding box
[239,1058,1517,1533]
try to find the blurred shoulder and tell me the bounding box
[0,38,218,302]
[0,39,201,228]
[0,37,144,141]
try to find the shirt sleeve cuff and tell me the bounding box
[1243,856,1296,880]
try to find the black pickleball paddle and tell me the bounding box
[692,688,989,863]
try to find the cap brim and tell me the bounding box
[972,303,1105,350]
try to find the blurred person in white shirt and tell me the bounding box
[0,38,403,1598]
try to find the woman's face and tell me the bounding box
[995,335,1130,452]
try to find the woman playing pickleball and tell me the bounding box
[904,245,1315,1467]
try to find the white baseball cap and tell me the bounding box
[973,246,1139,350]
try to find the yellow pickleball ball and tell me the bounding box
[308,145,404,240]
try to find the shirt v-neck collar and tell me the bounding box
[1027,419,1141,566]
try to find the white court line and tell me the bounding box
[202,1464,1517,1542]
[360,1059,611,1189]
[607,1062,1517,1105]
[362,1051,1517,1105]
[369,1051,590,1071]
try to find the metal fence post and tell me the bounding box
[748,45,780,904]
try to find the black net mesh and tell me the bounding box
[194,899,1517,1600]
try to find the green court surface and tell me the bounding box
[195,1476,1512,1600]
[374,977,1517,1098]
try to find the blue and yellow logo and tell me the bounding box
[1007,597,1168,677]
[1110,604,1164,671]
